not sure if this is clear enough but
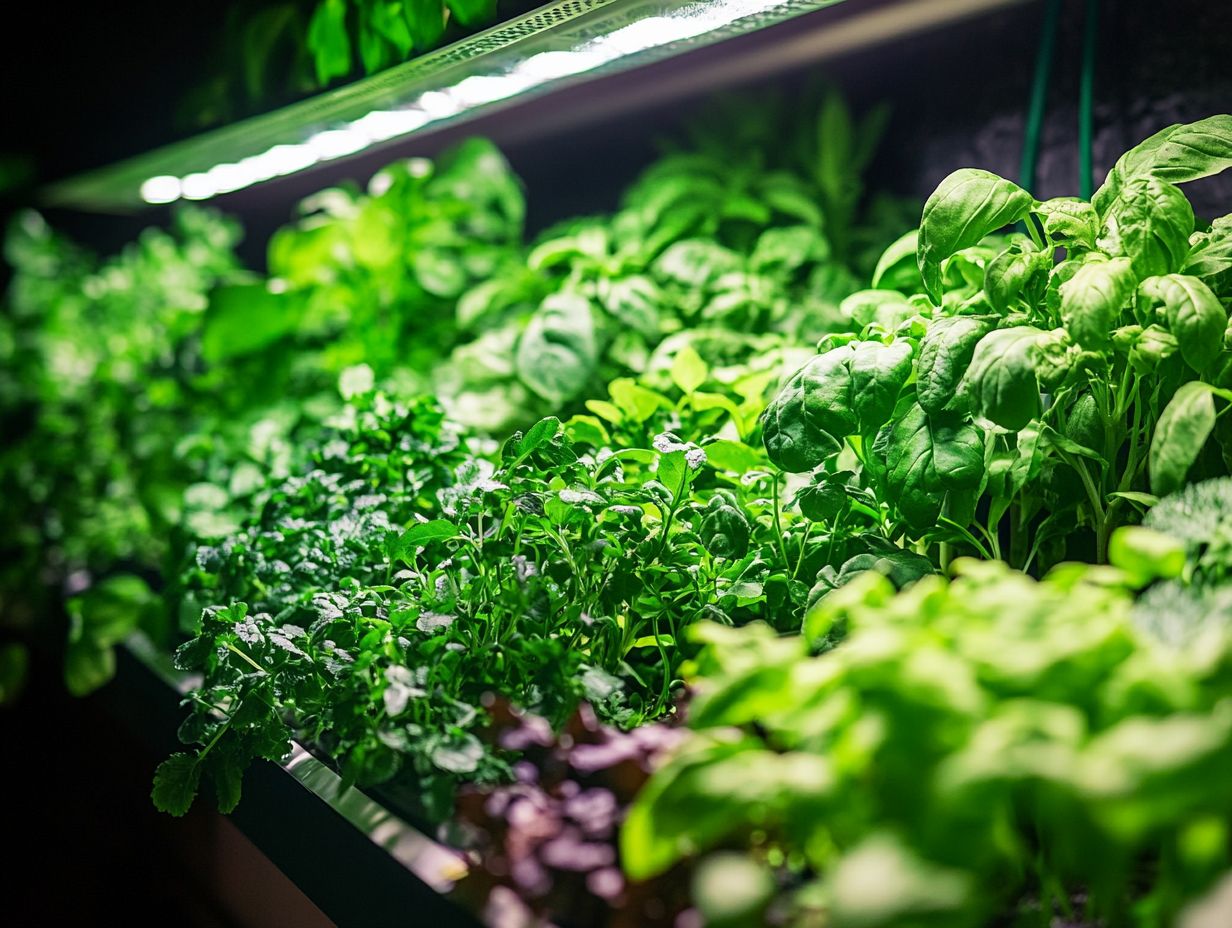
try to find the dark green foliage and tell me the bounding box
[167,372,821,818]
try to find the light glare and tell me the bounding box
[307,129,369,159]
[138,0,795,204]
[351,109,431,142]
[140,175,182,204]
[180,173,217,200]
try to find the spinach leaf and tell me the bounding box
[958,327,1043,431]
[761,341,913,472]
[915,315,995,416]
[884,404,984,531]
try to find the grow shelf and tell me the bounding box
[43,0,1036,213]
[106,636,482,928]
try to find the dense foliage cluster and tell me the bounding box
[624,551,1232,926]
[620,115,1232,927]
[7,92,1232,927]
[761,116,1232,589]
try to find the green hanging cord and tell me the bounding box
[1020,0,1063,193]
[1079,0,1100,199]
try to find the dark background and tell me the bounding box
[1,0,1229,924]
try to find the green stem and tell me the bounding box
[225,641,266,674]
[195,716,232,764]
[771,474,791,571]
[1009,502,1027,571]
[938,517,993,561]
[792,522,814,580]
[1064,452,1109,562]
[1119,382,1144,492]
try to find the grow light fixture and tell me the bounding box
[47,0,1038,212]
[136,0,798,206]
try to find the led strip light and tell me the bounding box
[139,0,816,204]
[45,0,1038,212]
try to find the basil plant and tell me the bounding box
[762,115,1232,586]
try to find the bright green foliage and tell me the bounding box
[4,91,901,706]
[434,87,911,433]
[0,208,242,685]
[264,138,525,380]
[761,115,1232,581]
[624,557,1232,925]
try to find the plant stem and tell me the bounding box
[225,641,266,674]
[1065,452,1108,562]
[771,474,791,571]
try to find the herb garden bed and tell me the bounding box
[9,2,1232,926]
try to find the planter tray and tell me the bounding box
[106,635,483,928]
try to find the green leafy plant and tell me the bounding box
[155,356,826,819]
[436,88,912,433]
[760,115,1232,593]
[0,207,243,690]
[624,550,1232,926]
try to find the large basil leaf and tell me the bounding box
[958,327,1043,431]
[1184,216,1232,301]
[1093,115,1232,215]
[917,169,1035,303]
[1059,257,1137,349]
[916,315,995,416]
[885,404,985,531]
[1150,381,1219,495]
[762,341,914,473]
[871,229,922,292]
[1138,274,1225,372]
[1096,177,1194,278]
[515,292,597,402]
